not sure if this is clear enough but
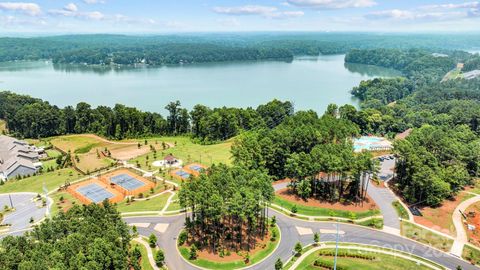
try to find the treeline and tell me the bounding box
[232,105,376,202]
[344,48,480,206]
[345,48,463,80]
[395,125,478,206]
[0,91,293,142]
[2,33,480,65]
[0,202,137,270]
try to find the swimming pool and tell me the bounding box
[354,136,392,152]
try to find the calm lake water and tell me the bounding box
[0,55,400,114]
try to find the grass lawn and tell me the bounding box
[166,193,182,212]
[49,191,80,216]
[179,225,280,270]
[130,136,232,171]
[46,149,63,158]
[463,244,480,266]
[392,201,410,219]
[0,119,6,134]
[116,192,170,213]
[0,168,80,194]
[295,248,436,270]
[131,240,154,270]
[400,221,453,252]
[273,196,380,219]
[41,159,58,170]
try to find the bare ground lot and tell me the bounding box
[51,134,151,172]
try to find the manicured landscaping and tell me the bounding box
[274,195,380,219]
[179,225,280,270]
[49,191,79,216]
[0,168,80,194]
[165,193,182,212]
[130,136,232,171]
[116,192,170,213]
[131,240,154,270]
[46,149,63,158]
[295,247,438,270]
[400,221,453,252]
[392,200,410,219]
[463,244,480,266]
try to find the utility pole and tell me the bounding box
[8,194,13,209]
[334,220,339,270]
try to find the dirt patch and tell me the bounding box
[187,229,273,263]
[414,191,473,237]
[465,202,480,247]
[276,188,378,212]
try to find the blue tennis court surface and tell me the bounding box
[189,165,203,172]
[77,183,114,203]
[176,170,191,179]
[110,174,145,191]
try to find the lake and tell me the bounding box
[0,55,400,114]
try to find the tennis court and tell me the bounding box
[176,170,191,179]
[110,173,145,191]
[76,183,114,203]
[188,165,203,172]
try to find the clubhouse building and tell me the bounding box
[0,135,43,181]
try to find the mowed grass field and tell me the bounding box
[0,168,80,194]
[50,134,151,172]
[130,136,233,171]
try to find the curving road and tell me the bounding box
[124,209,479,270]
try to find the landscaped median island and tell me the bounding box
[272,194,383,228]
[400,220,454,252]
[291,243,446,270]
[392,200,410,220]
[178,223,280,270]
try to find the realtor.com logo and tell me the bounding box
[365,240,447,259]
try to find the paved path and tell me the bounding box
[132,237,160,270]
[124,209,478,270]
[451,194,480,256]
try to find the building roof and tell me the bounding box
[0,135,40,178]
[164,154,177,162]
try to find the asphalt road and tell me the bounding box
[125,209,479,270]
[0,193,46,233]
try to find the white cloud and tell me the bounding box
[0,2,41,16]
[213,5,304,19]
[286,0,376,9]
[213,5,277,16]
[49,4,104,20]
[217,18,241,27]
[64,3,78,13]
[367,1,480,22]
[83,0,106,4]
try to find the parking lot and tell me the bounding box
[0,193,48,236]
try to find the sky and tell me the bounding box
[0,0,479,34]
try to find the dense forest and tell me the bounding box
[344,48,480,206]
[231,105,375,203]
[0,202,136,270]
[1,33,480,65]
[0,91,292,142]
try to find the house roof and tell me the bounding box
[0,135,39,178]
[164,154,177,162]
